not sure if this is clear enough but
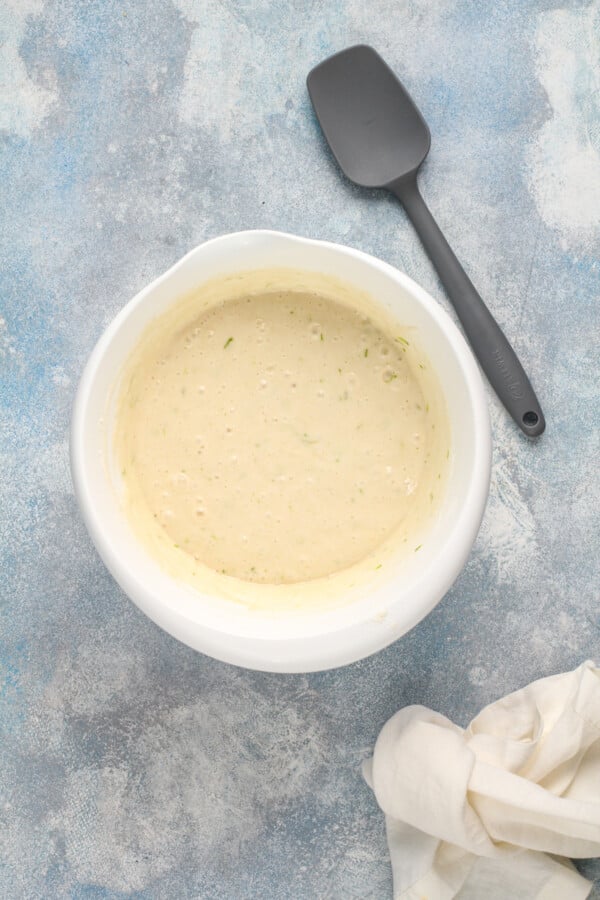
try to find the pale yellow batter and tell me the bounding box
[115,269,449,594]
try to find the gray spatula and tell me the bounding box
[307,44,545,437]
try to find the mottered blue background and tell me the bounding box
[1,1,599,897]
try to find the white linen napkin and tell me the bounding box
[364,661,600,899]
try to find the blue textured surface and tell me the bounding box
[1,1,599,897]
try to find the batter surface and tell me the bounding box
[115,269,449,588]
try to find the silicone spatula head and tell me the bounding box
[307,44,430,188]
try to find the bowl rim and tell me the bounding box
[70,229,491,672]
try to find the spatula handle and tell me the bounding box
[392,177,545,437]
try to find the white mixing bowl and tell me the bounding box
[70,230,491,672]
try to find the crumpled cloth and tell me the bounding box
[364,661,600,899]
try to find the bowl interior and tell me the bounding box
[71,230,490,670]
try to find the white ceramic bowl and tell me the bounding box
[71,230,491,672]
